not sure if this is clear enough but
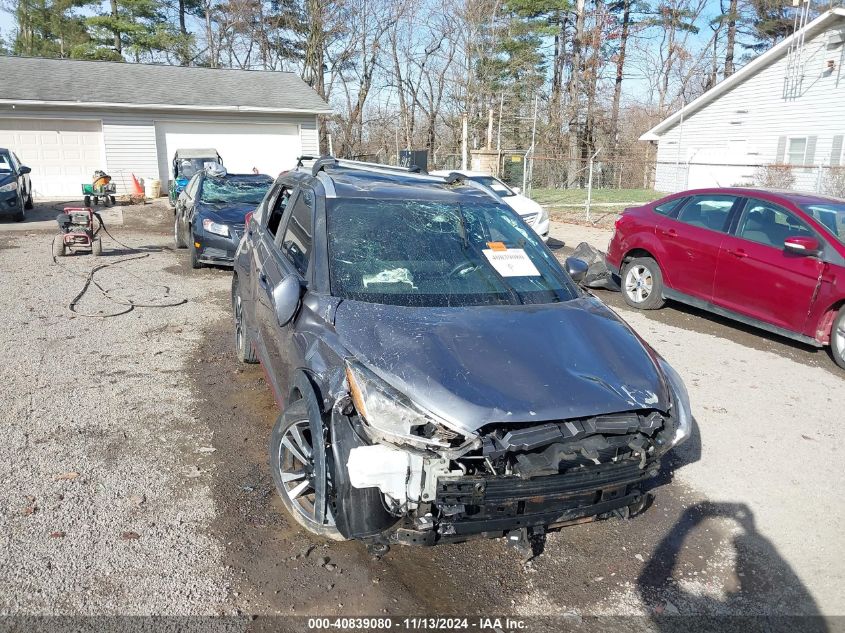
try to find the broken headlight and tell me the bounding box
[657,357,692,447]
[345,360,462,450]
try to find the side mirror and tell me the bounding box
[565,257,589,283]
[511,186,521,195]
[18,165,31,175]
[784,235,821,256]
[272,275,302,326]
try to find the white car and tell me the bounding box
[430,169,550,241]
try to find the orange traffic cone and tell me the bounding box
[131,174,144,196]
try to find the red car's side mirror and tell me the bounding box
[245,211,254,226]
[784,235,821,256]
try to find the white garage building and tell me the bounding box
[0,57,331,197]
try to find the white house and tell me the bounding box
[0,57,332,197]
[642,8,845,194]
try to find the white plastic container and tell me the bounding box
[144,178,161,198]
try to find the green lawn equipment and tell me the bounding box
[82,170,117,206]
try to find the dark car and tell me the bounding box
[605,187,845,369]
[0,148,33,221]
[174,169,273,268]
[231,158,693,550]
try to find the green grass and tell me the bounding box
[532,188,663,206]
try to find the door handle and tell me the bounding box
[659,228,678,238]
[728,249,748,258]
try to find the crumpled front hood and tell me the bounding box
[334,296,669,433]
[197,202,253,224]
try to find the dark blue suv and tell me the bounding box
[232,158,692,550]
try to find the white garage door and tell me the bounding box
[0,118,103,197]
[155,121,301,186]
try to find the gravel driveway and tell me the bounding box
[1,202,842,624]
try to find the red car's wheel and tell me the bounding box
[621,257,666,310]
[832,306,845,370]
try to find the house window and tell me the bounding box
[786,137,807,165]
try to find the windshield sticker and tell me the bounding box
[482,248,541,277]
[363,268,418,288]
[486,241,507,251]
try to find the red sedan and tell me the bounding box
[606,188,845,369]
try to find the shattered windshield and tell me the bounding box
[800,202,845,246]
[326,198,578,307]
[200,175,272,205]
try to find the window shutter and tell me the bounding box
[775,136,787,163]
[805,136,817,166]
[831,135,844,167]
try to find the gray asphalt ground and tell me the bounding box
[1,200,842,628]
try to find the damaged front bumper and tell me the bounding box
[329,407,669,546]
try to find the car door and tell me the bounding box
[655,193,741,301]
[178,175,200,236]
[11,153,29,193]
[712,198,824,332]
[254,188,314,401]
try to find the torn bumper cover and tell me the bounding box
[333,408,670,545]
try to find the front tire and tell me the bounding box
[269,394,344,541]
[831,306,845,370]
[24,190,33,210]
[174,215,187,248]
[621,257,666,310]
[232,276,258,363]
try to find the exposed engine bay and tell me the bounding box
[335,407,673,546]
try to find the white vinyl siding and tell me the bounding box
[652,15,845,192]
[0,107,321,195]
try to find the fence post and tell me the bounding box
[816,164,824,193]
[585,148,601,223]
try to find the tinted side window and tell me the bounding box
[653,197,685,216]
[737,199,814,248]
[280,193,313,276]
[676,195,737,232]
[267,186,292,236]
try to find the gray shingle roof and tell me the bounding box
[0,56,332,113]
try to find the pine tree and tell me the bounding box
[12,0,97,58]
[84,0,183,62]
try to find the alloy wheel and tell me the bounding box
[625,265,654,304]
[834,320,845,363]
[277,419,335,527]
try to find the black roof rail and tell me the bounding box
[440,171,502,203]
[295,155,318,168]
[311,156,339,175]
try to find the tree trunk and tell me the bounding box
[609,0,631,183]
[566,0,586,188]
[111,0,121,54]
[724,0,738,77]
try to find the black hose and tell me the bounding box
[50,210,188,318]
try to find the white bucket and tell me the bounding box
[144,178,161,198]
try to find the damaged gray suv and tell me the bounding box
[231,158,692,550]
